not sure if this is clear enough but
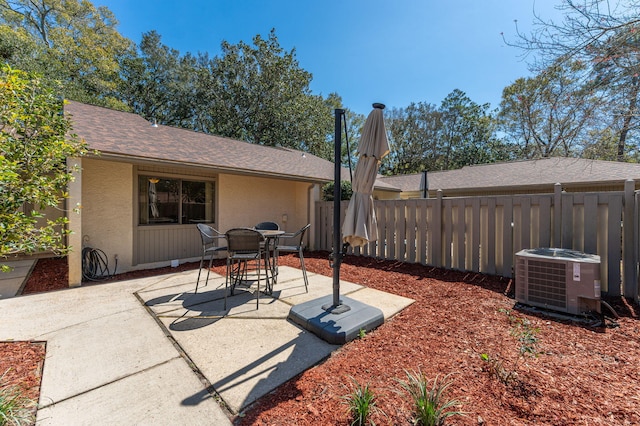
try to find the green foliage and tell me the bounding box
[0,64,87,268]
[0,369,36,426]
[509,1,640,161]
[0,0,134,109]
[358,328,367,339]
[395,370,464,426]
[499,59,602,159]
[480,309,541,384]
[342,376,379,426]
[119,28,337,160]
[381,91,513,175]
[322,180,353,201]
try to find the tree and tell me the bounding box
[439,90,509,170]
[119,31,198,126]
[508,0,640,161]
[381,102,442,175]
[499,59,603,158]
[204,29,332,153]
[0,65,87,270]
[0,0,133,108]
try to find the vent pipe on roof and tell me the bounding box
[151,119,158,128]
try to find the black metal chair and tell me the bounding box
[255,221,280,231]
[225,228,268,310]
[276,224,311,292]
[195,224,227,293]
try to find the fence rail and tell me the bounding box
[315,181,639,300]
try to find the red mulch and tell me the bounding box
[5,253,640,425]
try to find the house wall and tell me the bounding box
[71,158,320,280]
[218,174,314,235]
[373,189,401,200]
[81,158,134,273]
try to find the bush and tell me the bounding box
[322,180,353,201]
[396,370,464,426]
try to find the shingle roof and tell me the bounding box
[64,101,399,191]
[380,158,640,193]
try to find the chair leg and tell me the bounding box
[224,257,230,310]
[299,248,309,292]
[204,253,214,288]
[256,255,260,309]
[196,252,205,293]
[264,255,273,294]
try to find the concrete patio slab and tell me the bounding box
[38,307,181,404]
[0,263,414,424]
[36,358,230,426]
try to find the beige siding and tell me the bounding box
[81,158,134,272]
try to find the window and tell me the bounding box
[139,175,215,225]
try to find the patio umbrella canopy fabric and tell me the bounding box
[342,105,389,247]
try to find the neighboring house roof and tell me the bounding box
[64,101,399,191]
[379,158,640,195]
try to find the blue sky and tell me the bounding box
[97,0,564,116]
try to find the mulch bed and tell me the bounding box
[5,253,640,425]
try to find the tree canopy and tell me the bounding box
[0,0,133,108]
[381,90,513,175]
[508,0,640,161]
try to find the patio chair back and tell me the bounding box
[255,221,280,231]
[225,228,267,310]
[195,223,226,293]
[197,223,223,246]
[276,224,311,292]
[226,228,265,253]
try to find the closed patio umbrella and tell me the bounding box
[342,104,389,247]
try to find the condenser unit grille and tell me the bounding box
[526,259,566,308]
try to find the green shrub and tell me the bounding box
[0,369,36,426]
[396,370,464,426]
[342,376,379,426]
[322,180,353,201]
[480,309,541,384]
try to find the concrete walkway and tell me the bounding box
[0,259,35,299]
[0,265,414,425]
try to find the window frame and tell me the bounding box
[137,172,217,226]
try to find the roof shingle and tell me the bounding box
[380,158,640,193]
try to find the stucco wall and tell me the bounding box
[218,174,314,237]
[73,160,319,278]
[81,158,134,273]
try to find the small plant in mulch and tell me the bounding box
[481,309,541,385]
[342,376,381,426]
[0,369,36,426]
[395,370,465,426]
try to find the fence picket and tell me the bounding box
[316,188,637,298]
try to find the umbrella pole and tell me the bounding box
[324,108,351,314]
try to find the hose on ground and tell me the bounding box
[82,247,117,281]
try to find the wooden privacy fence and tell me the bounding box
[315,181,639,300]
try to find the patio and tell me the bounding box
[138,265,413,413]
[0,262,413,424]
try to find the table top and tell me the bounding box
[256,229,285,237]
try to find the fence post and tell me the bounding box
[433,189,443,267]
[553,183,562,248]
[624,180,638,300]
[636,191,640,303]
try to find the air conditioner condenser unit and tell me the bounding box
[515,248,601,315]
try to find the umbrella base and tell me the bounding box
[288,295,384,345]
